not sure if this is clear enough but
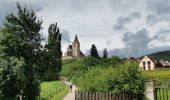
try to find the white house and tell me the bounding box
[139,56,158,70]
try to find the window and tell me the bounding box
[143,62,146,70]
[148,61,151,70]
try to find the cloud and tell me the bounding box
[109,28,170,58]
[0,1,44,27]
[62,30,71,43]
[113,11,141,31]
[146,0,170,15]
[146,14,158,26]
[0,0,170,58]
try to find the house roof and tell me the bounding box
[147,56,157,64]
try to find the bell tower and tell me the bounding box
[72,35,80,57]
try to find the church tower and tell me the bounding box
[63,34,85,60]
[72,35,80,57]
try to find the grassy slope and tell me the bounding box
[142,68,170,80]
[61,59,85,79]
[40,81,69,100]
[62,59,170,81]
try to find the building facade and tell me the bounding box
[139,56,157,70]
[63,35,85,59]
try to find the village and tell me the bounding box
[0,1,170,100]
[63,35,170,71]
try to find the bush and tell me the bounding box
[74,63,145,96]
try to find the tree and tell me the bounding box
[0,3,43,99]
[103,48,108,58]
[46,23,62,80]
[0,52,25,99]
[90,44,99,58]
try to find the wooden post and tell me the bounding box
[106,92,108,100]
[92,92,95,100]
[89,92,91,100]
[109,93,111,100]
[75,91,77,100]
[96,92,98,100]
[19,95,22,100]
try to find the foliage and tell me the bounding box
[90,44,99,58]
[84,56,101,68]
[61,59,86,80]
[109,56,123,66]
[0,55,25,99]
[45,23,62,80]
[62,59,144,96]
[103,48,108,58]
[0,3,44,99]
[74,63,144,96]
[40,81,68,100]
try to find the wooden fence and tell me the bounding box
[75,91,142,100]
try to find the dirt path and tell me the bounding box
[63,81,77,100]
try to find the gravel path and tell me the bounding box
[63,81,77,100]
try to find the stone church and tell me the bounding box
[63,35,85,59]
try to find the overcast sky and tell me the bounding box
[0,0,170,57]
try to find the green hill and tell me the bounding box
[148,50,170,61]
[139,50,170,61]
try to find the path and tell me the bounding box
[63,81,77,100]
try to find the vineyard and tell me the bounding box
[142,68,170,80]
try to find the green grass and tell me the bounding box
[61,58,85,79]
[40,81,69,100]
[142,68,170,80]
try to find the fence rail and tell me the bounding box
[75,91,141,100]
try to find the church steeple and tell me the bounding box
[73,34,79,44]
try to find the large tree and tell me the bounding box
[90,44,99,58]
[0,3,43,99]
[103,48,108,58]
[46,23,62,80]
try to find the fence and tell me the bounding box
[154,87,170,100]
[75,91,143,100]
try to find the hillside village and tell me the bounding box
[64,35,170,71]
[1,1,170,100]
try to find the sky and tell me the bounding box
[0,0,170,58]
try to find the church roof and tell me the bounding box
[73,35,79,43]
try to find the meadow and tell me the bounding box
[62,58,144,95]
[142,68,170,80]
[40,81,68,100]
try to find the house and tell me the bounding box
[63,35,85,60]
[160,59,170,67]
[139,56,161,70]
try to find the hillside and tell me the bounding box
[139,50,170,61]
[148,50,170,61]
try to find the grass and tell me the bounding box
[61,58,85,79]
[142,68,170,80]
[62,58,170,81]
[40,81,69,100]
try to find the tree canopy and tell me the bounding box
[0,3,43,99]
[45,23,62,80]
[90,44,99,58]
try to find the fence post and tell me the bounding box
[75,91,76,100]
[145,80,155,100]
